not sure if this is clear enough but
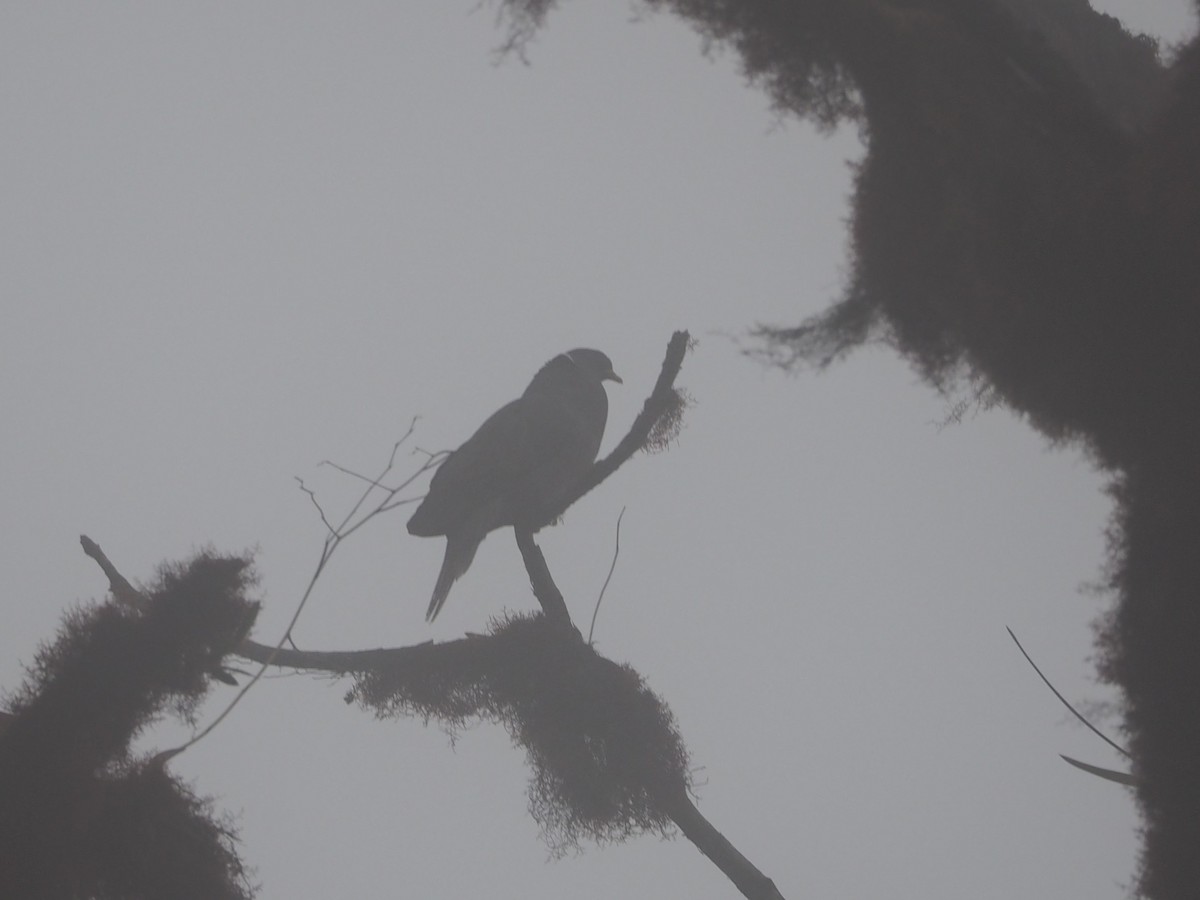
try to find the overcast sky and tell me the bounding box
[3,3,1196,898]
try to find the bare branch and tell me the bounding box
[660,787,787,900]
[295,477,336,536]
[236,635,440,673]
[1007,626,1130,759]
[79,535,149,611]
[549,330,691,525]
[317,459,392,488]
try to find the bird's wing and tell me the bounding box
[408,395,587,536]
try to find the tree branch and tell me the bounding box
[514,527,573,628]
[237,634,448,672]
[553,329,691,523]
[660,786,787,900]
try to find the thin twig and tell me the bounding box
[318,459,395,488]
[588,507,625,645]
[168,521,338,753]
[296,477,336,536]
[164,421,435,756]
[412,447,451,464]
[1007,626,1131,759]
[376,495,427,515]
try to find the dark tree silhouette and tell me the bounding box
[0,548,259,900]
[495,1,1200,897]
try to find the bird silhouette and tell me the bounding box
[407,348,622,621]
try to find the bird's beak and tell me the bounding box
[605,370,623,384]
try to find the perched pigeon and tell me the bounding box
[408,348,622,621]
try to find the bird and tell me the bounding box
[407,348,622,621]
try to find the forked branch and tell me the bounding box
[566,329,691,514]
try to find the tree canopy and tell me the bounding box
[499,1,1200,897]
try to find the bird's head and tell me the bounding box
[564,348,622,384]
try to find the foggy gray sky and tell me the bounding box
[2,3,1195,897]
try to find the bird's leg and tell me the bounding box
[513,527,576,632]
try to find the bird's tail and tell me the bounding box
[426,534,481,621]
